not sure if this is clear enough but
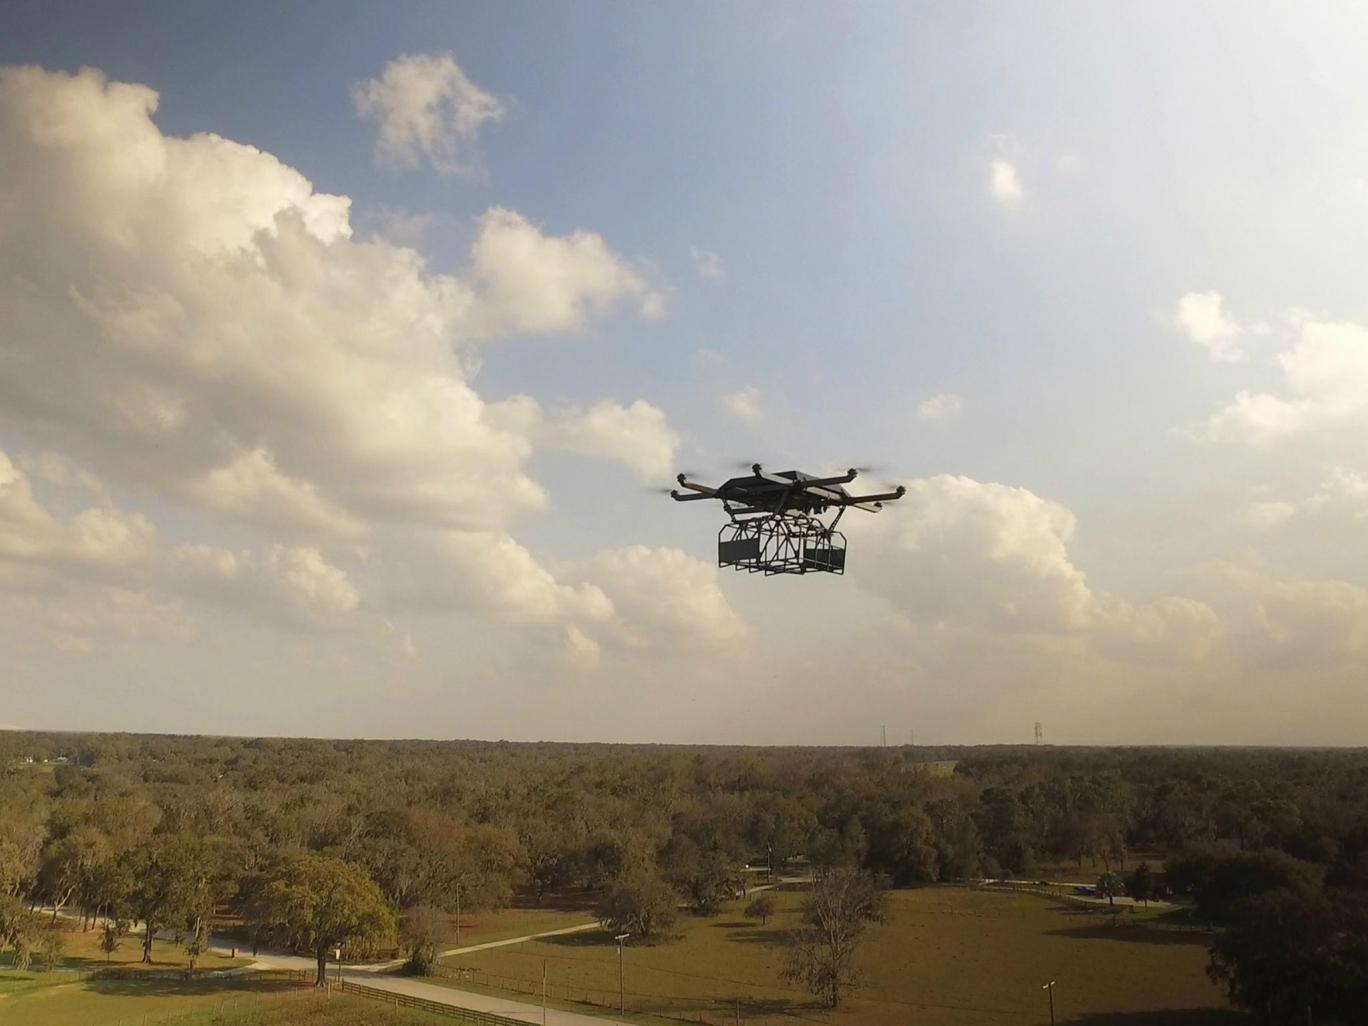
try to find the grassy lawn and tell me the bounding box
[0,978,452,1026]
[436,886,1240,1026]
[431,905,597,949]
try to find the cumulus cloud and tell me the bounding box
[721,387,764,424]
[916,392,962,422]
[580,545,746,648]
[0,64,692,661]
[989,159,1023,203]
[464,208,665,336]
[353,52,503,173]
[1239,500,1298,530]
[562,625,602,668]
[185,448,365,540]
[852,475,1217,660]
[1308,467,1368,520]
[0,451,154,570]
[1206,318,1368,452]
[0,64,553,538]
[690,246,724,280]
[1173,291,1244,362]
[171,543,361,629]
[547,400,680,482]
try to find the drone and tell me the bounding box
[671,464,906,575]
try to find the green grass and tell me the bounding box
[432,906,596,949]
[434,886,1240,1026]
[0,979,455,1026]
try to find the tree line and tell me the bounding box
[2,733,1367,1016]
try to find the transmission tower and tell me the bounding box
[1034,721,1043,746]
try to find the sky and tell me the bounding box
[4,2,1368,745]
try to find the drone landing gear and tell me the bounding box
[718,515,847,575]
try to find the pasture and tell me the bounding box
[437,885,1239,1026]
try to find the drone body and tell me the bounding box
[670,464,905,576]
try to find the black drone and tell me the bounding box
[671,464,906,575]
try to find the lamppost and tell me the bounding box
[615,933,631,1016]
[1042,980,1056,1026]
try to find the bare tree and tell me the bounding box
[781,868,885,1008]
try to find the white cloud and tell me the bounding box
[547,400,680,482]
[170,543,361,629]
[853,474,1217,659]
[721,387,764,424]
[1308,467,1368,519]
[387,530,612,627]
[989,159,1023,203]
[185,448,364,539]
[690,246,724,280]
[0,450,154,569]
[0,65,654,543]
[464,208,665,336]
[1206,318,1368,451]
[1173,291,1244,362]
[915,392,962,422]
[353,52,503,173]
[1239,500,1297,530]
[562,625,602,668]
[580,545,746,647]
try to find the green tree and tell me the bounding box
[744,894,775,925]
[782,868,885,1008]
[128,837,211,964]
[1096,872,1123,909]
[1128,862,1154,907]
[100,919,125,961]
[1209,886,1368,1022]
[250,853,394,986]
[38,930,65,971]
[598,869,678,939]
[400,905,447,975]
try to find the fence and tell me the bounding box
[338,978,533,1025]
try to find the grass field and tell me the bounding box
[0,918,249,975]
[0,977,454,1026]
[430,905,596,949]
[436,885,1240,1026]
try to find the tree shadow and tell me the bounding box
[711,920,750,929]
[1062,1010,1246,1026]
[84,976,303,999]
[1043,924,1211,947]
[725,928,787,945]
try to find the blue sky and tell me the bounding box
[4,3,1368,743]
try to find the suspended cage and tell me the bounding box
[718,515,846,576]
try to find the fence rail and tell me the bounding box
[339,978,534,1025]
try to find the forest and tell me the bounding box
[3,732,1367,1022]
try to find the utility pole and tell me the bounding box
[881,724,886,747]
[615,933,630,1016]
[542,958,547,1026]
[1042,980,1056,1026]
[455,885,461,945]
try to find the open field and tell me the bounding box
[436,885,1239,1026]
[0,973,308,1026]
[430,905,597,949]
